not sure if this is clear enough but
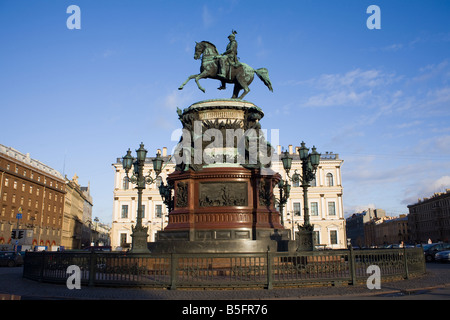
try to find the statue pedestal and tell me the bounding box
[150,99,290,253]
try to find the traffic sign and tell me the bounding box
[16,213,22,220]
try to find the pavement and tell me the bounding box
[0,262,449,301]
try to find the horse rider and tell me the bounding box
[217,30,239,89]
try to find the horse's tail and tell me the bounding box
[255,68,273,92]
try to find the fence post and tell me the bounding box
[88,250,96,287]
[348,246,356,285]
[403,247,409,279]
[170,253,177,290]
[266,250,273,290]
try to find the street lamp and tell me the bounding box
[122,142,165,253]
[276,178,291,227]
[280,141,320,251]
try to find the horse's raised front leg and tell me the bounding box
[178,74,198,90]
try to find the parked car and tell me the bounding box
[423,243,450,262]
[0,251,24,267]
[435,250,450,263]
[83,246,112,252]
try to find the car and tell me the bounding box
[83,246,112,252]
[0,251,24,267]
[423,243,450,262]
[435,250,450,263]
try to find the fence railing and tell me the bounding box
[23,247,426,289]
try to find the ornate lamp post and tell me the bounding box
[276,151,292,227]
[122,142,164,253]
[276,178,291,227]
[280,142,320,251]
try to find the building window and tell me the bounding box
[123,177,129,190]
[4,178,8,187]
[326,173,333,186]
[313,231,320,245]
[120,233,127,246]
[13,181,17,189]
[328,202,336,216]
[310,177,316,187]
[293,202,301,216]
[311,202,318,216]
[155,204,162,218]
[121,205,129,219]
[330,230,338,245]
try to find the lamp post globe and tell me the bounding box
[152,152,164,176]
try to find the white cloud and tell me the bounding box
[402,175,450,205]
[299,68,398,108]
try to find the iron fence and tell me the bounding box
[22,247,426,289]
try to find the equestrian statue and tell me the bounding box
[178,31,273,100]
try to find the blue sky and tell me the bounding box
[1,0,449,223]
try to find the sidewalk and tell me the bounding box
[1,263,449,300]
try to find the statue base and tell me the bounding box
[149,227,291,253]
[295,225,315,251]
[130,225,150,253]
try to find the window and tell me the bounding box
[120,233,127,246]
[4,178,8,187]
[311,202,318,216]
[293,202,301,216]
[155,204,162,218]
[121,205,129,219]
[330,230,338,245]
[328,202,336,216]
[13,181,17,189]
[310,177,316,187]
[313,231,320,245]
[123,177,129,190]
[326,173,333,186]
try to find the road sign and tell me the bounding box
[16,213,22,220]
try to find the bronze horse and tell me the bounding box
[178,41,273,100]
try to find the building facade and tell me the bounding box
[272,146,346,249]
[408,190,450,243]
[346,208,386,247]
[111,145,346,250]
[111,147,171,250]
[0,144,66,249]
[61,174,94,249]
